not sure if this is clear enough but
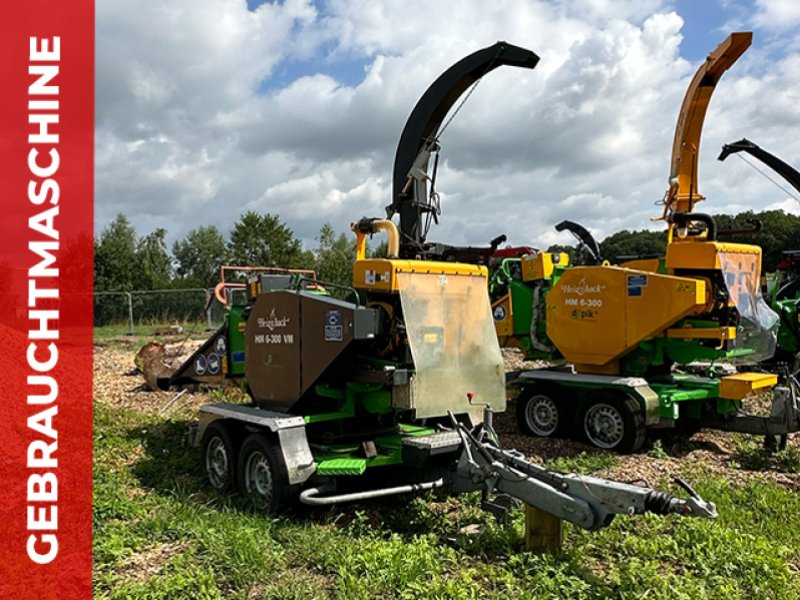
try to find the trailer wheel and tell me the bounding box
[516,386,566,437]
[582,394,645,453]
[238,433,292,513]
[201,421,237,492]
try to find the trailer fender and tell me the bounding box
[629,384,661,427]
[197,403,315,485]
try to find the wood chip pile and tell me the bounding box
[94,340,800,491]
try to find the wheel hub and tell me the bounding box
[206,437,229,489]
[245,450,273,505]
[525,394,558,436]
[585,403,624,448]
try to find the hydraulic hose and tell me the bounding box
[671,212,717,241]
[352,218,400,259]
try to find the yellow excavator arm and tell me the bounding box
[663,32,751,221]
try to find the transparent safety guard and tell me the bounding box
[719,251,779,365]
[397,271,506,424]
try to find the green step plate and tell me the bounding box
[316,458,367,476]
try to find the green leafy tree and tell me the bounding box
[94,213,138,291]
[714,209,800,271]
[228,212,312,269]
[94,214,139,325]
[173,225,228,287]
[369,240,388,259]
[599,229,667,262]
[135,227,173,289]
[315,224,356,286]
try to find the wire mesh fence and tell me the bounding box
[93,288,227,335]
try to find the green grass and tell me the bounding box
[730,435,800,473]
[93,322,214,341]
[544,450,619,474]
[93,403,800,599]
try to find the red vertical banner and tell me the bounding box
[0,2,94,599]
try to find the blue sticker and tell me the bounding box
[627,286,643,297]
[215,336,226,354]
[194,354,207,375]
[325,310,343,341]
[493,305,507,321]
[627,274,648,287]
[232,351,245,363]
[207,353,221,375]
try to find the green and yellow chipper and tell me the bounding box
[159,42,716,528]
[478,34,799,453]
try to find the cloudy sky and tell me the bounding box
[95,0,800,251]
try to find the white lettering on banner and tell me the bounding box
[25,36,61,565]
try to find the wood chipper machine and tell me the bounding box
[476,33,799,452]
[162,42,717,527]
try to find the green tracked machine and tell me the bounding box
[161,42,716,528]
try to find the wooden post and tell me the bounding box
[525,504,563,553]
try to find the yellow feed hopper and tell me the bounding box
[546,266,707,371]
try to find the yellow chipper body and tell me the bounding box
[486,33,795,453]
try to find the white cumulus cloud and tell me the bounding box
[95,0,800,252]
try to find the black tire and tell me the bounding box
[516,385,567,438]
[237,433,293,513]
[581,393,646,454]
[201,421,238,493]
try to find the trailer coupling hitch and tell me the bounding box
[644,477,717,519]
[449,407,718,530]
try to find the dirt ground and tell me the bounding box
[94,339,800,492]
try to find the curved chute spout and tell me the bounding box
[664,32,751,221]
[718,138,800,196]
[388,41,539,254]
[555,220,602,265]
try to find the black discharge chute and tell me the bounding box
[554,220,602,265]
[387,42,539,256]
[719,138,800,196]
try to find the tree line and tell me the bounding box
[95,211,363,291]
[93,211,373,325]
[94,208,800,325]
[549,209,800,272]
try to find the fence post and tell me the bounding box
[125,291,134,336]
[205,288,214,331]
